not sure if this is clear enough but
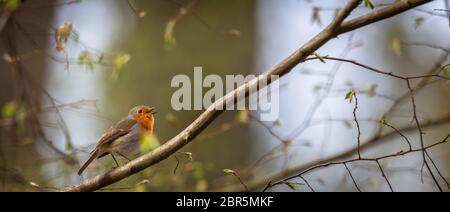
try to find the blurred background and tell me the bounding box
[0,0,449,191]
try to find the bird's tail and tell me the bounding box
[78,150,99,175]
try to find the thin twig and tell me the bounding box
[344,163,361,192]
[353,91,362,159]
[406,79,443,192]
[299,176,315,192]
[376,160,394,192]
[383,122,413,151]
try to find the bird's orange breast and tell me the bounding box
[133,114,154,133]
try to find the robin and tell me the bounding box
[77,105,156,175]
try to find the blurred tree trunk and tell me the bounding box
[0,0,56,191]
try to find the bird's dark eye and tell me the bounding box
[138,109,142,114]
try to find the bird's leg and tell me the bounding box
[116,152,132,162]
[110,154,120,167]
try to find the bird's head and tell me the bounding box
[129,105,156,131]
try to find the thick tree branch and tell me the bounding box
[337,0,432,34]
[60,0,432,192]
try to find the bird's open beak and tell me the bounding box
[150,107,157,115]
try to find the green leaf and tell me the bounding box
[136,179,150,187]
[283,181,297,191]
[111,53,131,81]
[237,109,249,123]
[3,0,21,11]
[344,89,356,103]
[223,168,236,175]
[391,37,402,56]
[363,0,375,9]
[2,101,17,118]
[192,162,205,180]
[65,139,73,151]
[182,133,190,142]
[361,84,378,97]
[274,120,281,126]
[414,16,424,29]
[139,134,160,153]
[378,119,387,126]
[196,179,208,192]
[134,180,149,191]
[165,112,176,124]
[314,52,326,63]
[443,67,450,77]
[164,19,177,50]
[182,152,193,161]
[134,184,146,192]
[77,51,95,71]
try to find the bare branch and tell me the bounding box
[352,91,362,159]
[383,122,413,151]
[264,137,448,192]
[405,79,443,191]
[300,176,315,192]
[376,160,394,192]
[344,163,361,192]
[216,115,450,191]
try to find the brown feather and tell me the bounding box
[92,117,138,152]
[78,118,138,175]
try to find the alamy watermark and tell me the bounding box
[171,67,280,121]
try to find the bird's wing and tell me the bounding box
[91,117,138,153]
